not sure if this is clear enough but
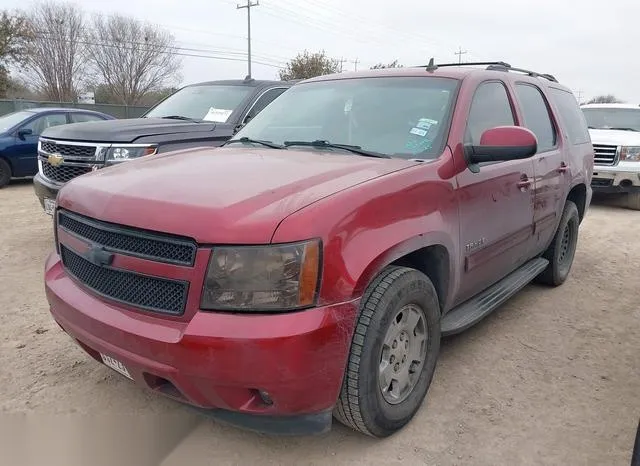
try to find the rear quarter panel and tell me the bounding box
[271,151,461,308]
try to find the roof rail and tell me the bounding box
[415,59,558,83]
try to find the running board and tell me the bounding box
[441,258,549,336]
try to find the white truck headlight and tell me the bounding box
[621,146,640,161]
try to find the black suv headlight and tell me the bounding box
[105,145,157,164]
[201,240,321,312]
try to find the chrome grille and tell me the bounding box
[593,144,618,166]
[41,159,93,183]
[40,140,97,158]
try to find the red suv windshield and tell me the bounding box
[234,76,459,159]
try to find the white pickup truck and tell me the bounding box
[581,103,640,210]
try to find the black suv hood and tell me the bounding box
[41,118,231,144]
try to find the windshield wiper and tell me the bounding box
[159,115,198,121]
[224,137,286,149]
[283,140,390,158]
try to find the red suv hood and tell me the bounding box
[57,147,415,243]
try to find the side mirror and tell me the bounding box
[17,128,33,140]
[466,126,537,165]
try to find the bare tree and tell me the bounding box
[87,14,181,105]
[587,95,624,104]
[22,2,88,101]
[370,60,403,69]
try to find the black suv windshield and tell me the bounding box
[144,84,252,122]
[233,76,458,159]
[582,107,640,132]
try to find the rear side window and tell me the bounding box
[71,113,105,123]
[548,88,590,145]
[515,84,556,152]
[465,81,515,145]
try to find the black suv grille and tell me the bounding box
[41,159,93,183]
[61,246,188,316]
[40,140,97,158]
[58,210,197,266]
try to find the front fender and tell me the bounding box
[271,160,461,306]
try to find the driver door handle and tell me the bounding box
[517,175,532,190]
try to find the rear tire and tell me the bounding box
[628,192,640,211]
[535,200,580,286]
[333,266,441,438]
[0,158,11,188]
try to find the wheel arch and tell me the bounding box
[566,182,588,222]
[353,234,455,313]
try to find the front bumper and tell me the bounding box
[33,172,63,210]
[44,253,359,435]
[591,163,640,193]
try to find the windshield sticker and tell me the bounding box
[410,127,428,137]
[203,108,233,122]
[417,118,438,129]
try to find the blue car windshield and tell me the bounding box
[0,111,34,132]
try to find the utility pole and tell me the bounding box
[338,57,346,72]
[237,0,259,78]
[455,46,467,64]
[576,90,584,104]
[353,58,360,72]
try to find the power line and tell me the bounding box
[236,0,260,78]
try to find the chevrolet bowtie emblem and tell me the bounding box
[48,153,64,167]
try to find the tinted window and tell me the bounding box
[71,113,105,123]
[515,84,556,152]
[466,82,515,145]
[23,113,67,135]
[144,84,253,122]
[581,107,640,132]
[234,77,459,159]
[245,88,287,122]
[549,88,590,145]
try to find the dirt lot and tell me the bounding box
[1,181,638,466]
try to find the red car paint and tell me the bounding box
[45,66,593,431]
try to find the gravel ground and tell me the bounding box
[1,180,638,466]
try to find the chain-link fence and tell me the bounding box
[0,99,150,119]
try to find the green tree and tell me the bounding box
[370,59,403,69]
[279,50,340,81]
[0,10,30,97]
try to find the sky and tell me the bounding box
[7,0,640,104]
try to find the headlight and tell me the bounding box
[201,240,321,311]
[621,146,640,161]
[105,145,157,164]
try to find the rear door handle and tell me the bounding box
[558,162,568,173]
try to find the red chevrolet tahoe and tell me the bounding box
[44,61,593,438]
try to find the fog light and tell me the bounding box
[258,390,273,406]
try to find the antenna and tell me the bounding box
[425,58,437,72]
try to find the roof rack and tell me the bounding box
[417,59,558,83]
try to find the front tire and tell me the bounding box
[0,158,11,188]
[334,266,441,437]
[536,200,580,286]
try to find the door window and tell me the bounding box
[515,84,557,152]
[22,113,67,135]
[244,88,287,123]
[465,81,515,145]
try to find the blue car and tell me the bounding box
[0,107,114,188]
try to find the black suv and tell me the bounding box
[33,78,294,214]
